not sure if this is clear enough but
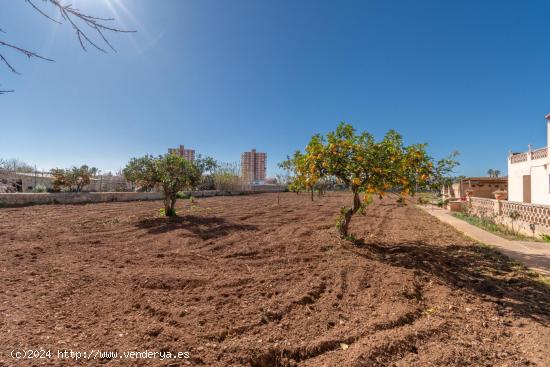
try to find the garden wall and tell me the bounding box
[0,187,285,207]
[468,197,550,237]
[0,192,163,206]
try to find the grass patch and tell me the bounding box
[452,212,538,242]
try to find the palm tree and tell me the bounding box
[494,170,501,178]
[487,169,495,177]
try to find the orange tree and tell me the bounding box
[50,165,98,192]
[279,151,312,198]
[297,122,436,237]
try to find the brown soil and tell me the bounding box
[1,193,549,367]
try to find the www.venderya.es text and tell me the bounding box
[10,349,190,361]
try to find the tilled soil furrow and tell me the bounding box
[1,193,549,367]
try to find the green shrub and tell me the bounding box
[159,208,177,217]
[176,191,190,199]
[124,154,201,217]
[32,184,47,193]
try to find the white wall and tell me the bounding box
[508,159,529,202]
[507,120,550,205]
[531,164,550,205]
[508,160,550,205]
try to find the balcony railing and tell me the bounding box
[509,147,548,164]
[531,147,548,160]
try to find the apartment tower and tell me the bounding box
[241,149,267,183]
[168,144,195,162]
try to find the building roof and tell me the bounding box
[460,176,507,183]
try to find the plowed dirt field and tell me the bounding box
[1,193,549,366]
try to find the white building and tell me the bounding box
[507,114,550,205]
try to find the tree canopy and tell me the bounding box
[283,122,459,237]
[50,165,98,192]
[123,154,201,217]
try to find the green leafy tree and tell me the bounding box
[279,151,317,198]
[487,168,502,178]
[279,153,299,193]
[195,154,218,174]
[123,154,201,216]
[427,151,460,193]
[195,154,219,190]
[50,165,98,192]
[291,122,451,238]
[122,155,157,192]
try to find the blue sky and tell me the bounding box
[1,0,550,176]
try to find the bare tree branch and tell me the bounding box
[42,0,135,53]
[0,39,55,74]
[0,53,18,74]
[1,0,134,92]
[25,0,61,24]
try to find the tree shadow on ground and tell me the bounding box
[346,239,550,325]
[136,215,258,240]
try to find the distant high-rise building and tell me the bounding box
[168,144,195,162]
[241,149,266,183]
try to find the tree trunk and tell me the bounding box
[168,198,177,216]
[338,207,353,237]
[163,197,171,216]
[338,190,361,238]
[310,188,314,201]
[163,188,175,216]
[353,190,361,212]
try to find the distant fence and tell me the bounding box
[0,188,285,207]
[0,170,132,193]
[469,197,550,237]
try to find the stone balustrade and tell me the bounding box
[468,197,550,236]
[509,147,548,164]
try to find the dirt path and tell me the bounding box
[0,193,549,366]
[418,205,550,276]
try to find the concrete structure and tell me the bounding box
[468,197,550,237]
[241,149,267,183]
[0,171,132,193]
[0,171,54,193]
[168,144,195,161]
[507,114,550,205]
[0,192,162,206]
[0,188,285,207]
[442,177,508,200]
